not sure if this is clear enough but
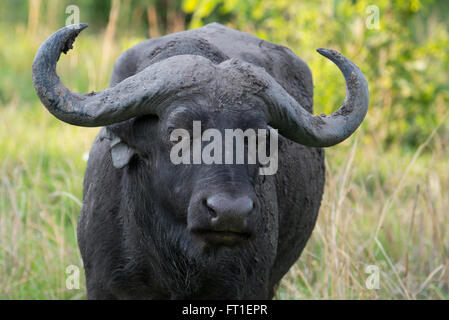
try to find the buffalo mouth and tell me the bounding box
[190,228,252,246]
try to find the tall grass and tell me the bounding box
[1,9,448,299]
[277,123,449,299]
[0,103,95,299]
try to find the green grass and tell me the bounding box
[0,104,96,299]
[276,129,449,299]
[1,13,448,299]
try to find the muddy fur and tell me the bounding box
[77,23,325,299]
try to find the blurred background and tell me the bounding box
[0,0,448,299]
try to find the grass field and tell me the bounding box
[1,16,448,299]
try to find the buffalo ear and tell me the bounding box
[99,128,136,169]
[109,137,136,169]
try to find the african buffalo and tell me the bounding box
[32,23,368,299]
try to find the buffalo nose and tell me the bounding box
[205,194,254,231]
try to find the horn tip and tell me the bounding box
[66,23,88,30]
[61,23,88,54]
[316,48,339,59]
[75,23,88,30]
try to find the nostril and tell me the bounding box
[204,198,218,218]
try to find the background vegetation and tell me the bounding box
[0,0,448,299]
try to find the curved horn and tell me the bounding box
[261,48,369,147]
[32,24,215,127]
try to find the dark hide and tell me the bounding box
[77,23,325,299]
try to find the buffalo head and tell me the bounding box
[32,24,368,252]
